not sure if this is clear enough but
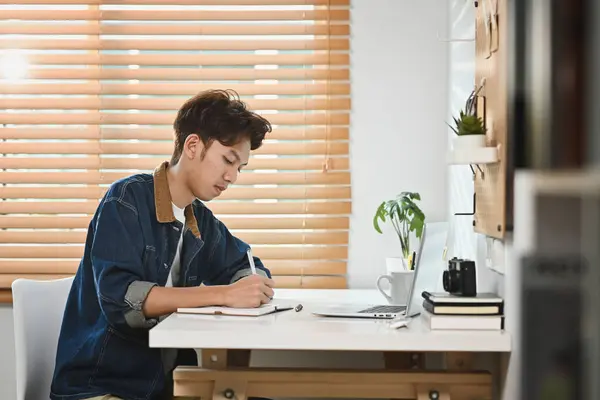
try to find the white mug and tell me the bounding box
[376,271,414,305]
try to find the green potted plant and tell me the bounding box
[373,192,426,271]
[448,86,487,149]
[448,109,487,149]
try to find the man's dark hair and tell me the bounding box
[171,89,272,165]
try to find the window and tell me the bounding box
[0,0,350,302]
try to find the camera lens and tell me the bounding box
[442,270,451,291]
[443,270,458,293]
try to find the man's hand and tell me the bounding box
[223,275,275,308]
[142,275,274,318]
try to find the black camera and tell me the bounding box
[443,257,477,297]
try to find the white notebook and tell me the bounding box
[177,303,292,317]
[422,310,503,330]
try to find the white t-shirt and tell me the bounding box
[162,203,186,373]
[165,203,185,288]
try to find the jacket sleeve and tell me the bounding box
[202,210,271,286]
[90,196,158,330]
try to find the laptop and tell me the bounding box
[312,224,430,319]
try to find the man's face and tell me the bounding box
[182,135,250,202]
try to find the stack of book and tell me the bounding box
[420,291,504,330]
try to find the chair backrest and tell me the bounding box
[12,276,74,400]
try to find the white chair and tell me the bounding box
[12,276,74,400]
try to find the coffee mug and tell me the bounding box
[376,271,414,305]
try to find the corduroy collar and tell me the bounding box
[153,161,201,238]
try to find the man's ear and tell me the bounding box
[183,134,203,160]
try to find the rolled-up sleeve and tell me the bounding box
[91,197,157,330]
[230,267,268,284]
[123,280,158,328]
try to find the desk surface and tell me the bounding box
[149,289,511,353]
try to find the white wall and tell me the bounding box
[348,0,449,288]
[0,1,451,398]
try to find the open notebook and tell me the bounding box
[177,303,293,317]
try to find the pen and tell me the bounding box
[247,247,273,301]
[247,248,257,275]
[410,251,416,270]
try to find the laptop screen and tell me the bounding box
[404,222,449,317]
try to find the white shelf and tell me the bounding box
[447,146,498,165]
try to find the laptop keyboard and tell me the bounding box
[359,305,406,313]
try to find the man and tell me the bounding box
[50,90,275,400]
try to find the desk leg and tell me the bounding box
[203,350,249,400]
[496,352,510,399]
[445,352,475,371]
[228,350,252,368]
[198,350,251,400]
[384,351,425,370]
[385,351,425,400]
[202,349,251,370]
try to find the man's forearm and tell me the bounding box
[142,285,226,318]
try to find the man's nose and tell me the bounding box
[224,168,238,184]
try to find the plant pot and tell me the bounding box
[385,257,410,273]
[453,134,486,149]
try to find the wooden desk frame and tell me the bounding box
[172,349,496,400]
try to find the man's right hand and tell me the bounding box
[222,275,275,308]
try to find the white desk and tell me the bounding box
[149,289,511,400]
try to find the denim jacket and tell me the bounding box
[50,161,270,400]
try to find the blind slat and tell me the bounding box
[0,23,350,36]
[0,171,350,185]
[0,156,349,171]
[0,142,349,156]
[23,53,349,66]
[111,0,349,4]
[0,231,348,245]
[0,186,350,202]
[0,83,350,96]
[10,69,350,82]
[2,10,350,21]
[2,39,349,51]
[0,127,349,140]
[0,274,347,290]
[0,0,349,4]
[0,201,351,218]
[0,290,11,303]
[0,245,348,260]
[0,189,104,201]
[0,216,349,230]
[275,276,347,289]
[0,260,346,276]
[0,112,350,126]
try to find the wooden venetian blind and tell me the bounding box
[0,0,351,302]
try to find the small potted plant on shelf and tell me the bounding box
[373,192,426,272]
[448,109,487,149]
[448,84,487,149]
